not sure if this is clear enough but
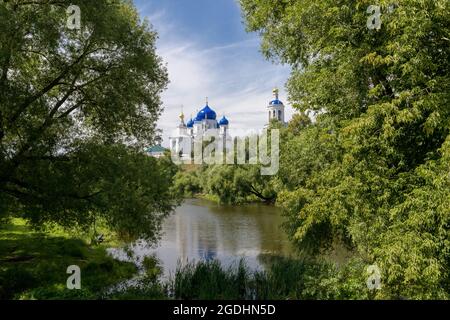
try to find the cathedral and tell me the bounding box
[169,89,286,160]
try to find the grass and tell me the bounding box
[168,257,369,300]
[172,259,251,300]
[0,218,137,299]
[169,258,311,300]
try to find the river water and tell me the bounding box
[108,198,296,276]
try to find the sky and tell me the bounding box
[133,0,292,146]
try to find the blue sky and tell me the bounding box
[133,0,292,145]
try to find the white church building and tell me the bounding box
[169,89,286,160]
[169,98,232,161]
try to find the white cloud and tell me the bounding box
[140,8,292,146]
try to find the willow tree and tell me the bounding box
[241,0,450,298]
[0,0,178,242]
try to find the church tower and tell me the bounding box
[169,108,192,160]
[268,88,285,124]
[175,109,187,136]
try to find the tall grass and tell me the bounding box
[170,258,310,300]
[172,259,251,300]
[168,257,369,300]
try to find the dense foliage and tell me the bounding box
[173,155,278,205]
[239,0,450,299]
[0,0,179,240]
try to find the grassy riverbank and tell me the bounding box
[1,219,367,300]
[0,218,138,299]
[114,257,370,300]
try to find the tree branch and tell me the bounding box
[9,42,92,126]
[247,183,275,202]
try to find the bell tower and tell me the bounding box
[268,88,285,123]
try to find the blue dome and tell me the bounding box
[218,116,229,126]
[270,99,283,105]
[186,118,194,128]
[196,105,217,120]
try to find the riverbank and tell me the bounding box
[1,208,362,300]
[195,193,273,205]
[0,199,294,300]
[0,218,139,299]
[103,256,370,300]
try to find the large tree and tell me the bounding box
[241,0,450,298]
[0,0,178,242]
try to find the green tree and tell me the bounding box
[0,0,179,241]
[172,169,202,198]
[196,127,280,205]
[201,164,276,204]
[241,0,450,298]
[286,111,312,137]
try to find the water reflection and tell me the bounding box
[108,198,295,275]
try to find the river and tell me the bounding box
[108,198,296,276]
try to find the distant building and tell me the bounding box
[168,90,287,160]
[146,145,167,158]
[169,98,232,161]
[267,88,286,125]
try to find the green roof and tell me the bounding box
[146,145,167,153]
